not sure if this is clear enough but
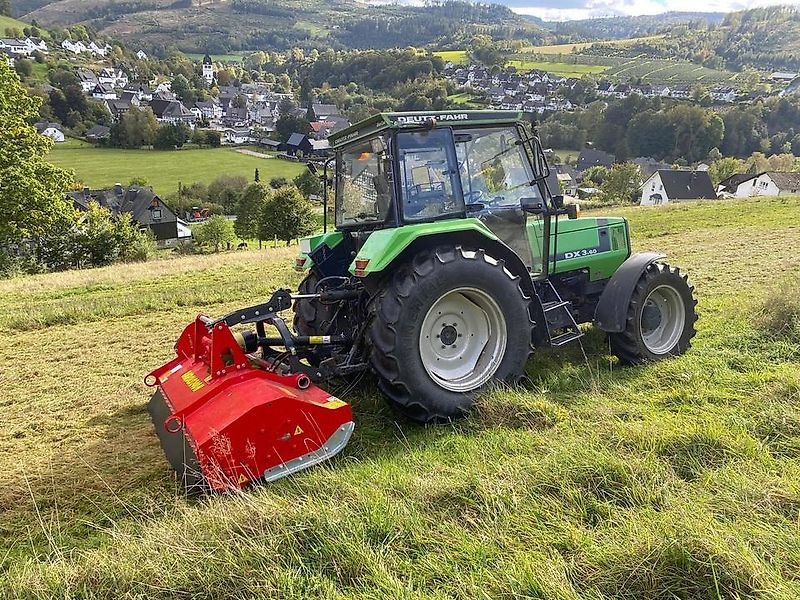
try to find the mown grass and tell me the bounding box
[433,50,469,64]
[47,139,305,196]
[506,59,609,77]
[1,197,800,598]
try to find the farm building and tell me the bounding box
[729,172,800,197]
[640,170,717,205]
[67,185,181,247]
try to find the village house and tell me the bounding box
[640,170,717,205]
[0,38,30,55]
[85,125,111,143]
[67,185,182,247]
[92,83,118,100]
[193,100,224,121]
[98,68,128,89]
[35,122,65,143]
[576,149,615,172]
[149,99,196,125]
[76,68,98,93]
[730,171,800,197]
[136,50,148,60]
[1,48,14,67]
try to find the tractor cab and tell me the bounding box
[327,111,559,277]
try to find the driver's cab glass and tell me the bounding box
[397,128,464,221]
[336,134,392,227]
[455,126,544,275]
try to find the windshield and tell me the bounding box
[455,126,541,208]
[336,135,392,227]
[397,129,464,221]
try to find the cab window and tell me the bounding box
[455,127,541,207]
[336,135,392,227]
[397,129,464,222]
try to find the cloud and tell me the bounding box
[509,0,800,20]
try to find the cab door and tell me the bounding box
[454,126,547,278]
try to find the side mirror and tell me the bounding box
[532,136,551,181]
[521,197,545,213]
[552,194,564,209]
[566,203,580,220]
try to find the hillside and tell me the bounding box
[1,197,799,597]
[13,0,548,53]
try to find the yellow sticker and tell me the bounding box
[321,399,347,410]
[294,426,304,435]
[308,335,331,344]
[238,474,247,485]
[181,371,206,392]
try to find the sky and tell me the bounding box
[502,0,800,21]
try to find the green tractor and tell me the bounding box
[293,110,698,422]
[148,110,699,490]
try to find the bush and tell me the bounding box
[757,274,800,342]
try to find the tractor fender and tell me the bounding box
[354,222,533,296]
[593,252,666,333]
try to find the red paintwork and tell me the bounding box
[147,316,352,492]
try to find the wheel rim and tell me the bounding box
[418,287,507,392]
[640,284,686,355]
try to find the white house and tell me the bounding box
[98,68,128,88]
[76,68,98,93]
[88,41,112,57]
[24,37,48,54]
[92,83,118,100]
[733,172,800,197]
[136,50,148,60]
[1,48,14,67]
[35,122,65,143]
[222,128,251,145]
[61,39,89,54]
[640,170,717,205]
[0,38,31,55]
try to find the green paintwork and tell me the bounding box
[350,219,499,275]
[527,216,630,281]
[296,230,344,271]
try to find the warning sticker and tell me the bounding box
[309,335,332,344]
[294,425,304,436]
[321,397,347,410]
[238,474,248,485]
[181,370,206,392]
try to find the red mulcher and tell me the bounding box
[146,290,355,493]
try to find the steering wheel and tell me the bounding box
[464,189,484,204]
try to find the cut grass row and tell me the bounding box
[47,139,306,196]
[1,197,799,597]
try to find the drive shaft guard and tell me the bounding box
[146,316,354,492]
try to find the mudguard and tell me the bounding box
[593,252,666,333]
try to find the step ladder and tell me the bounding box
[536,280,584,348]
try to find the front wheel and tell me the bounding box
[368,246,533,423]
[609,262,698,364]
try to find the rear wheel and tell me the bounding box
[369,246,533,423]
[609,262,698,364]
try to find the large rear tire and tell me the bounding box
[369,246,533,423]
[609,262,698,364]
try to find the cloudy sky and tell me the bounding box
[498,0,799,20]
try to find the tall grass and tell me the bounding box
[1,198,799,598]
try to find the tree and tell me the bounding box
[154,123,190,150]
[0,0,11,16]
[13,59,33,79]
[275,114,309,142]
[207,175,248,214]
[582,165,609,186]
[0,62,73,265]
[600,163,641,204]
[293,169,322,200]
[74,203,123,267]
[170,74,195,105]
[110,107,159,149]
[235,182,269,242]
[194,215,235,252]
[708,157,744,186]
[258,185,317,245]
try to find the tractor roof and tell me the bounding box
[329,110,525,148]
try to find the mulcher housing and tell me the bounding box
[148,110,698,491]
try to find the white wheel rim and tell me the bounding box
[418,287,507,392]
[640,285,686,355]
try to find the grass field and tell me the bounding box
[506,59,609,78]
[0,14,30,33]
[47,139,305,196]
[1,197,800,597]
[523,36,665,56]
[433,50,469,64]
